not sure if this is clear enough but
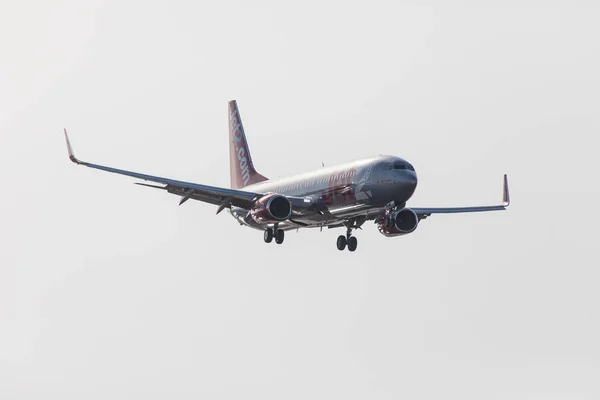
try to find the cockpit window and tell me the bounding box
[389,162,415,171]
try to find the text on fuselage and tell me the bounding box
[324,168,357,204]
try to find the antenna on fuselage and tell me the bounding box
[321,161,325,167]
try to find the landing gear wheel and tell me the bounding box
[336,235,347,251]
[347,236,358,252]
[264,228,273,243]
[275,229,285,244]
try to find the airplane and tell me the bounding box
[64,100,510,252]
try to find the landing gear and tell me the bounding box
[337,226,358,252]
[275,229,285,244]
[264,226,285,244]
[336,235,347,250]
[264,228,273,243]
[347,236,357,252]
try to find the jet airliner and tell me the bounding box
[64,100,509,252]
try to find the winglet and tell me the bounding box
[64,129,82,164]
[502,174,510,207]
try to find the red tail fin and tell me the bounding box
[228,100,268,189]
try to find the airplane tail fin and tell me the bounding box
[228,100,268,189]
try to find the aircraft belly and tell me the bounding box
[229,194,380,231]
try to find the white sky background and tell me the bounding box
[1,0,599,398]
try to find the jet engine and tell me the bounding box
[250,193,292,223]
[377,207,419,237]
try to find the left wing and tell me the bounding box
[64,129,263,211]
[412,174,510,219]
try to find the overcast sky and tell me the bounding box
[2,0,600,398]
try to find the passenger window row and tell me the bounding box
[278,171,357,193]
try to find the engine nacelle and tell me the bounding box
[377,207,419,237]
[250,193,292,223]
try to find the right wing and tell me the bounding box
[412,174,510,219]
[64,130,263,211]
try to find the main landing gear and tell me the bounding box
[264,227,285,244]
[337,227,358,252]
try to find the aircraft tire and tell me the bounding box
[347,236,358,252]
[264,228,273,243]
[336,235,347,251]
[275,229,285,244]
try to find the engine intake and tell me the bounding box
[378,207,419,237]
[250,194,292,223]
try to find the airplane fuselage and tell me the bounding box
[229,155,418,230]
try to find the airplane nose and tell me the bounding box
[403,171,418,196]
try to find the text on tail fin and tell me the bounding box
[228,100,268,189]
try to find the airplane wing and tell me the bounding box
[411,174,510,219]
[63,130,265,211]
